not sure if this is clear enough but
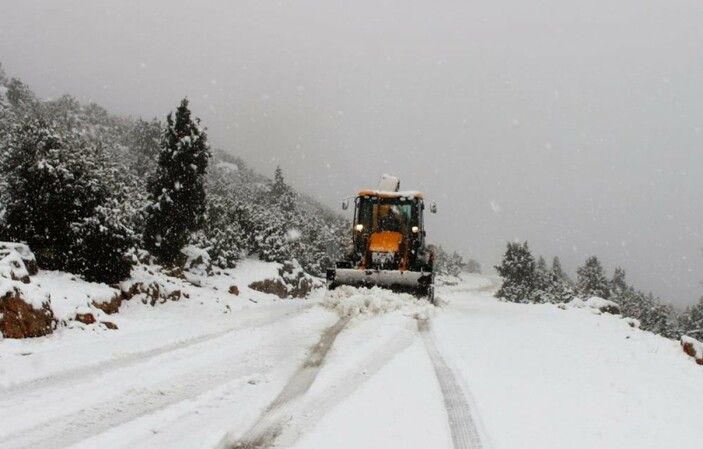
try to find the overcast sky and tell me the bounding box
[1,0,702,306]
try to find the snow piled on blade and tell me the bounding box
[322,285,432,318]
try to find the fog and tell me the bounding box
[1,0,701,306]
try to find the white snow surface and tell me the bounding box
[567,295,620,312]
[1,266,701,449]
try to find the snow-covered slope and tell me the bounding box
[0,270,700,449]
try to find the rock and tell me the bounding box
[249,261,321,299]
[0,242,38,276]
[290,277,314,298]
[248,278,289,299]
[168,290,182,301]
[681,336,703,365]
[121,281,184,306]
[229,285,240,295]
[181,245,213,277]
[624,318,640,328]
[0,249,31,283]
[568,297,621,315]
[75,313,96,325]
[0,287,54,338]
[92,292,122,315]
[101,321,118,330]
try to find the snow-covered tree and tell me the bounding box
[680,297,703,338]
[125,118,161,179]
[529,255,551,303]
[0,116,134,281]
[610,267,628,297]
[191,194,251,268]
[0,63,7,85]
[69,203,134,283]
[576,256,611,299]
[551,256,568,282]
[5,78,36,109]
[495,241,536,303]
[0,118,106,268]
[434,246,467,277]
[465,258,481,274]
[144,98,210,264]
[545,270,576,303]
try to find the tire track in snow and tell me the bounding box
[417,317,484,449]
[0,351,267,449]
[1,303,312,401]
[0,306,321,449]
[218,316,351,449]
[273,322,416,448]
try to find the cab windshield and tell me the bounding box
[356,196,418,234]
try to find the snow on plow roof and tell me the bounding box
[357,190,424,199]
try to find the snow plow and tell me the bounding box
[327,175,437,303]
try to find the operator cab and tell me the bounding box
[351,191,426,270]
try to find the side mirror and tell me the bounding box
[430,202,437,214]
[342,199,349,210]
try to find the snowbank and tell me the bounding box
[35,271,120,322]
[322,285,431,318]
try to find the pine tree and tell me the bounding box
[271,166,296,213]
[144,98,210,264]
[680,297,703,338]
[551,256,568,282]
[5,78,36,109]
[125,118,161,179]
[192,194,251,268]
[69,203,134,283]
[271,166,287,198]
[537,256,548,272]
[610,267,628,297]
[495,241,536,303]
[0,116,134,281]
[0,63,7,85]
[530,255,551,303]
[0,118,106,268]
[545,270,576,303]
[465,258,481,274]
[576,256,611,299]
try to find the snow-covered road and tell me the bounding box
[1,272,701,449]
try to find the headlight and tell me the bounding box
[355,224,364,232]
[411,226,420,233]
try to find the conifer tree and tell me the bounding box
[680,297,703,338]
[576,256,611,299]
[5,78,36,109]
[144,98,210,264]
[610,267,628,297]
[530,255,551,303]
[0,117,133,281]
[537,256,548,272]
[0,118,106,268]
[544,270,576,303]
[551,256,567,281]
[126,118,161,179]
[495,241,536,303]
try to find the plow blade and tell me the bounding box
[327,268,435,302]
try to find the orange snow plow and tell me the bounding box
[327,175,437,303]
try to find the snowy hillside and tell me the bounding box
[1,270,700,449]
